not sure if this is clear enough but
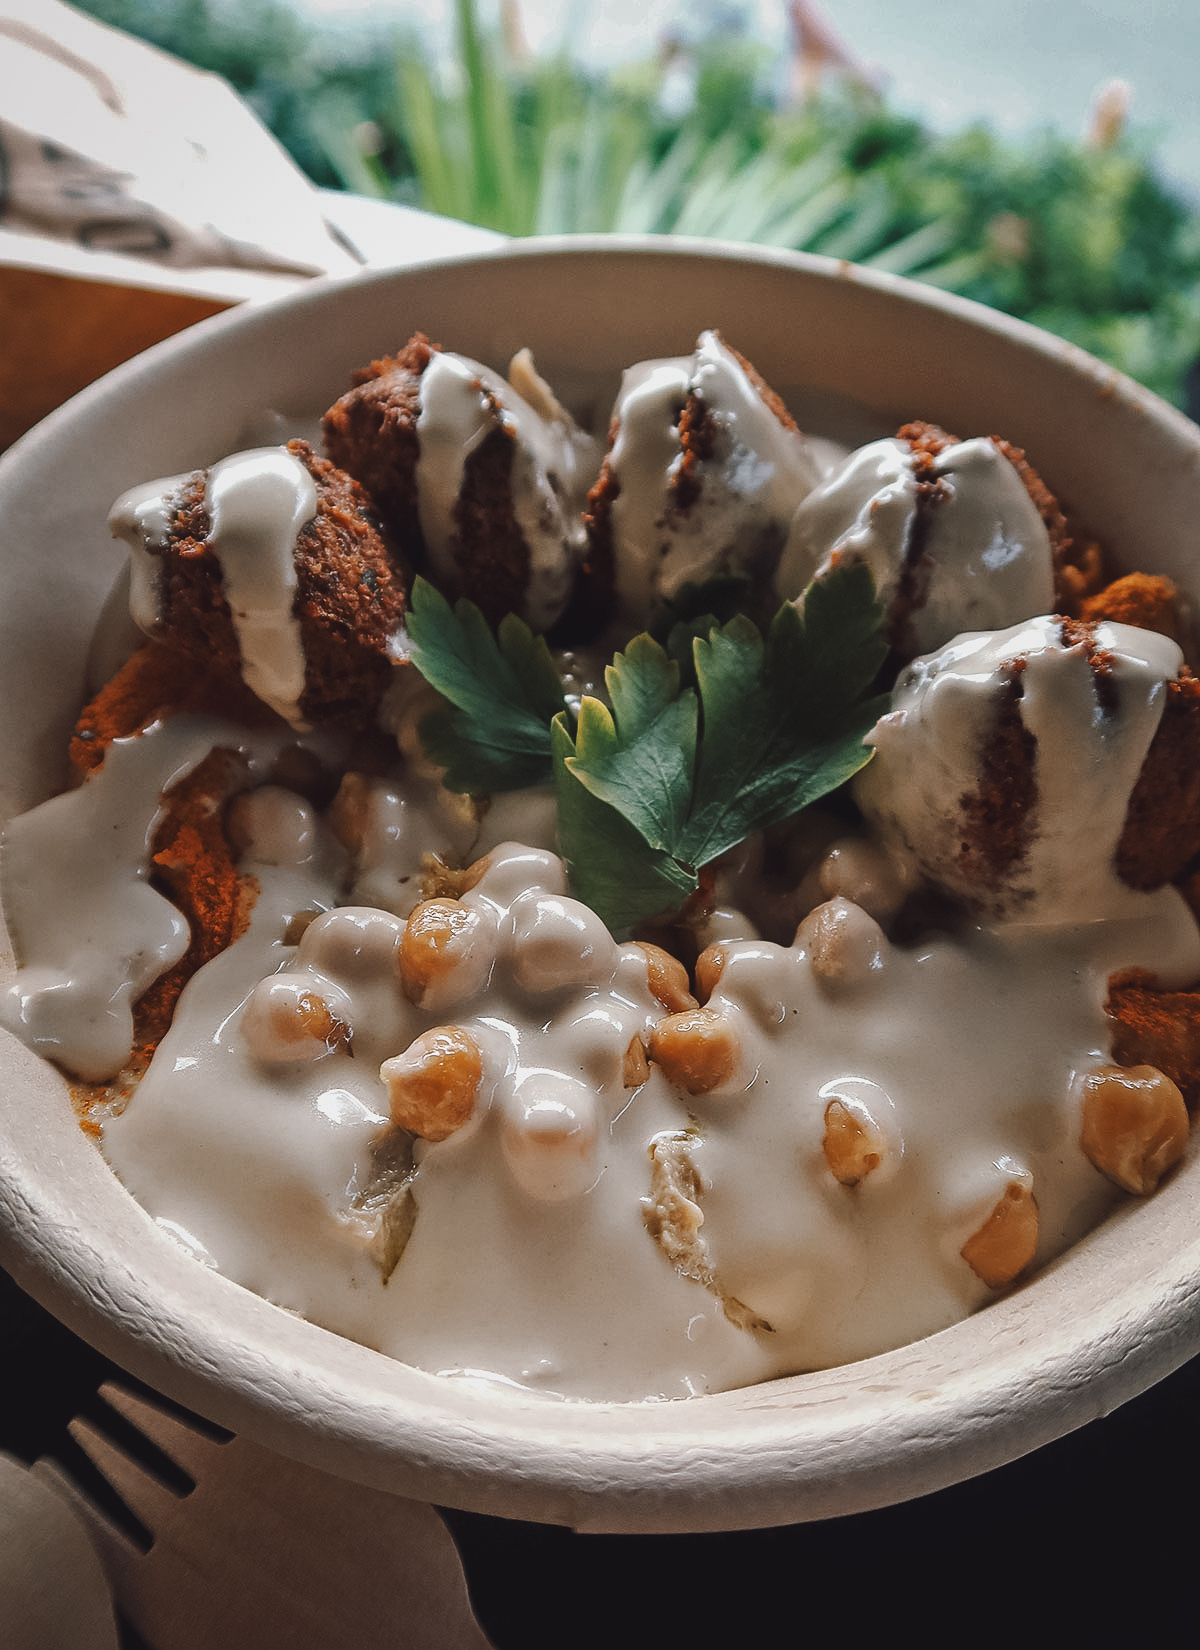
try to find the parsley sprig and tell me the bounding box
[405,564,887,931]
[553,565,888,927]
[405,576,568,792]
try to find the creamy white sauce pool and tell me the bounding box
[5,628,1196,1400]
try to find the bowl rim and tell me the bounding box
[11,232,1197,462]
[3,234,1200,1534]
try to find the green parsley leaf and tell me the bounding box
[647,573,754,641]
[405,577,568,793]
[664,613,720,691]
[566,635,698,854]
[681,566,890,865]
[558,562,888,929]
[552,716,696,930]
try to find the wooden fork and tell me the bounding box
[33,1382,493,1650]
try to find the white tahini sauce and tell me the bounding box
[777,436,1055,656]
[101,839,773,1401]
[690,880,1200,1371]
[0,715,343,1081]
[88,788,1200,1396]
[607,331,825,617]
[414,350,599,632]
[109,447,318,727]
[11,603,1189,1398]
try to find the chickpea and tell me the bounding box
[694,944,728,1006]
[298,906,404,979]
[476,844,567,907]
[499,1073,598,1202]
[634,942,696,1013]
[648,1007,740,1096]
[400,898,494,1010]
[817,837,910,924]
[961,1182,1039,1289]
[380,1025,484,1143]
[226,786,316,866]
[1080,1063,1189,1195]
[822,1099,884,1188]
[623,1033,650,1089]
[797,898,887,992]
[241,976,352,1064]
[509,891,617,994]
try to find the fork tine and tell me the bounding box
[67,1413,190,1541]
[97,1382,230,1482]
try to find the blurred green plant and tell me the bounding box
[74,0,1200,405]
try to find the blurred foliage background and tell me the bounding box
[75,0,1200,406]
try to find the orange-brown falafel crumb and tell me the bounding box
[1116,669,1200,889]
[1106,966,1200,1110]
[1081,572,1183,644]
[133,747,258,1055]
[70,641,269,776]
[894,420,959,461]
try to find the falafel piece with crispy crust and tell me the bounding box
[1117,668,1200,889]
[321,333,433,560]
[1081,572,1184,645]
[322,334,597,631]
[895,420,1086,609]
[136,440,406,728]
[323,333,531,624]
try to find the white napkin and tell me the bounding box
[0,1451,119,1650]
[0,0,360,278]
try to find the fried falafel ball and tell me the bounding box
[583,329,828,627]
[322,333,599,632]
[776,421,1097,661]
[855,614,1200,922]
[109,439,406,729]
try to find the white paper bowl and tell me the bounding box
[3,239,1200,1535]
